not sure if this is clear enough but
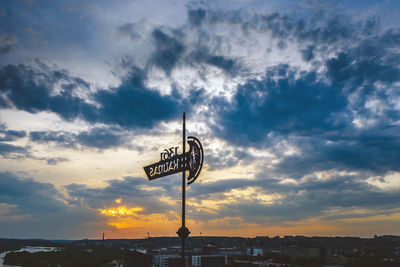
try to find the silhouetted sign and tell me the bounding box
[143,136,203,184]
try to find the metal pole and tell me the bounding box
[177,112,189,267]
[182,112,186,267]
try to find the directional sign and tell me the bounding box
[143,113,203,267]
[143,136,203,184]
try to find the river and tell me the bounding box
[0,246,61,267]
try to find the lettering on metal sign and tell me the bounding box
[143,136,203,184]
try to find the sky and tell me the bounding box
[0,0,399,240]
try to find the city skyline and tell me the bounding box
[0,0,400,239]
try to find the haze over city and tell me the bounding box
[0,0,399,240]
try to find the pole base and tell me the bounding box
[177,226,190,239]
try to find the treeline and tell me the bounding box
[4,246,151,267]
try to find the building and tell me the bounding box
[191,255,227,267]
[280,247,322,259]
[246,247,263,256]
[153,254,180,267]
[324,257,359,267]
[218,248,242,256]
[126,251,152,267]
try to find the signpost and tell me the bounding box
[143,112,204,267]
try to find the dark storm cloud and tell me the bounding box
[0,171,178,238]
[300,45,315,62]
[208,10,400,177]
[216,9,399,87]
[294,15,354,44]
[0,172,62,213]
[0,124,26,141]
[45,157,68,165]
[273,127,400,178]
[66,176,178,215]
[0,125,28,158]
[199,9,398,83]
[206,11,357,46]
[118,24,242,76]
[118,23,140,40]
[118,26,184,73]
[0,142,29,158]
[0,142,69,166]
[93,68,181,128]
[0,172,105,239]
[76,127,129,149]
[205,145,254,171]
[0,63,184,129]
[188,8,206,27]
[150,29,185,75]
[0,63,94,120]
[1,129,26,140]
[189,48,240,76]
[30,126,132,150]
[326,32,400,87]
[30,131,75,147]
[0,125,68,165]
[0,140,68,165]
[214,64,349,145]
[258,176,400,223]
[188,174,400,224]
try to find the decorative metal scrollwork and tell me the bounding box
[143,136,203,185]
[187,136,203,185]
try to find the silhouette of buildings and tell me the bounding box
[280,246,322,259]
[2,235,400,266]
[192,255,226,267]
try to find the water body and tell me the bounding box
[0,246,61,267]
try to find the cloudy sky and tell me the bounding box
[0,0,399,239]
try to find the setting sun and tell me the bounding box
[99,206,144,216]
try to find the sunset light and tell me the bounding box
[0,0,399,244]
[1,1,400,266]
[99,206,144,217]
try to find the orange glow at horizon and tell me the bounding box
[96,209,400,239]
[99,206,143,216]
[96,198,400,239]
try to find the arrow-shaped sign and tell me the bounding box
[143,136,203,185]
